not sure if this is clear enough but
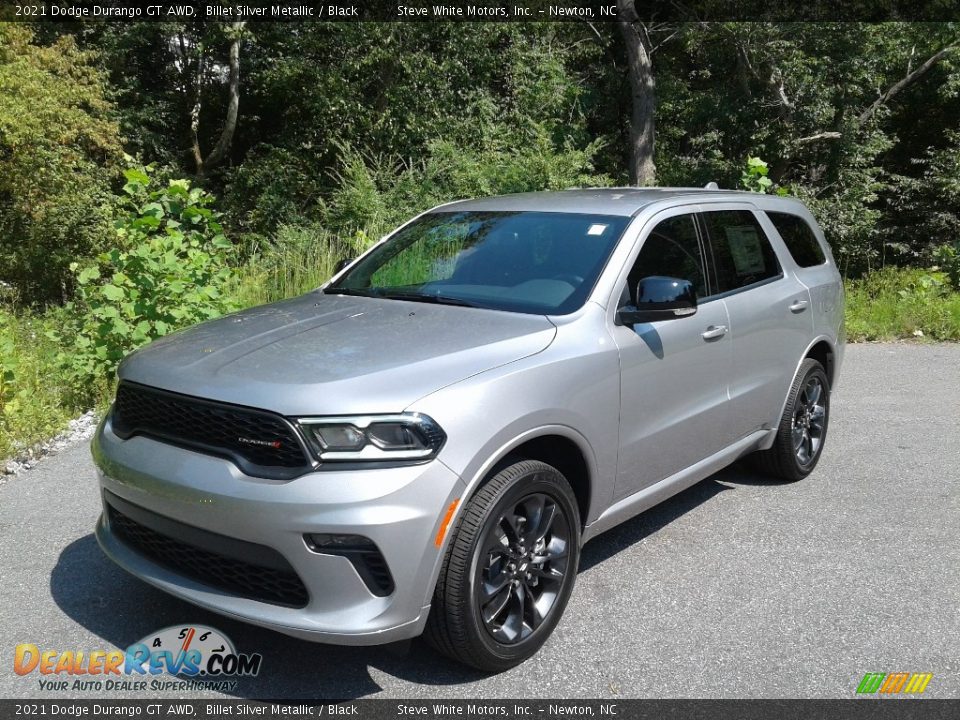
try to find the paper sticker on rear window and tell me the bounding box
[587,224,608,236]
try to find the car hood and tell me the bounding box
[118,293,557,416]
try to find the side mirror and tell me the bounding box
[334,257,354,274]
[616,276,698,326]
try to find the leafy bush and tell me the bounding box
[740,157,773,193]
[845,266,960,341]
[882,132,960,271]
[932,242,960,291]
[62,168,239,400]
[0,25,122,304]
[322,131,610,240]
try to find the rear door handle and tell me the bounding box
[789,299,809,313]
[701,324,728,340]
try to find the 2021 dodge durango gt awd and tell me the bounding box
[92,188,844,671]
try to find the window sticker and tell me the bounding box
[725,225,765,275]
[587,223,608,236]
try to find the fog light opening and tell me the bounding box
[305,533,375,552]
[303,533,395,596]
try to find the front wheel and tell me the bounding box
[752,358,831,481]
[425,460,581,672]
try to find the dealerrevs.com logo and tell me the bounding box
[14,625,262,693]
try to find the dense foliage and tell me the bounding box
[7,20,959,297]
[62,168,239,401]
[0,25,122,304]
[1,19,959,460]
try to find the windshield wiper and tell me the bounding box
[379,291,480,308]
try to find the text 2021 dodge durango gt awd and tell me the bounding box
[92,188,844,671]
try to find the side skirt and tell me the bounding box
[581,429,772,544]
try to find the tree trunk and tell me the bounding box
[203,21,244,173]
[183,22,245,178]
[617,0,656,186]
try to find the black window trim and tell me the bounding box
[696,208,785,305]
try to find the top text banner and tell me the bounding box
[2,0,959,22]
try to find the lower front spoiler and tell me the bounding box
[95,514,431,646]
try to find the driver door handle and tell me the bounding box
[790,299,810,313]
[701,324,728,340]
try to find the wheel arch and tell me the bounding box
[421,425,598,613]
[805,338,836,388]
[762,335,837,450]
[489,435,592,531]
[462,426,596,531]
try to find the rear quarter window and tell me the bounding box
[767,211,827,268]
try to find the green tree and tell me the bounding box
[0,25,123,304]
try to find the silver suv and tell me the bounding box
[93,188,844,671]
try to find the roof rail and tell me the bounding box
[704,182,720,190]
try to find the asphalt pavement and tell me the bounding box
[1,342,958,699]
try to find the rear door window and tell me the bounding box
[767,211,827,267]
[701,210,782,294]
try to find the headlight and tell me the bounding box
[297,413,446,462]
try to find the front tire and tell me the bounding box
[752,358,830,481]
[426,460,581,672]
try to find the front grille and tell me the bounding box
[112,381,313,479]
[106,493,309,608]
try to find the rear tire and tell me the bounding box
[751,358,830,481]
[425,460,580,672]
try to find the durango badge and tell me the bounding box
[238,437,282,448]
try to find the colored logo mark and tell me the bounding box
[856,672,933,695]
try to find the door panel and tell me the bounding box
[764,209,844,355]
[721,282,812,438]
[700,208,814,439]
[613,302,732,499]
[612,211,733,500]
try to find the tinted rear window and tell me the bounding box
[702,210,782,294]
[767,212,827,268]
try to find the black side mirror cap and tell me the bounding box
[334,257,354,273]
[616,275,698,326]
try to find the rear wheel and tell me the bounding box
[752,358,830,481]
[425,460,580,672]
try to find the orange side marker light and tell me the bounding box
[435,499,460,547]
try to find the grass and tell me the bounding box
[232,223,370,307]
[0,306,91,462]
[844,267,960,341]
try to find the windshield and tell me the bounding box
[326,211,629,314]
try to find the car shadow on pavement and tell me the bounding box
[579,461,787,571]
[50,535,489,700]
[579,474,732,572]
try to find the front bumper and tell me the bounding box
[92,415,465,645]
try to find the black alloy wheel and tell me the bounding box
[476,491,572,644]
[426,459,581,672]
[752,358,831,481]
